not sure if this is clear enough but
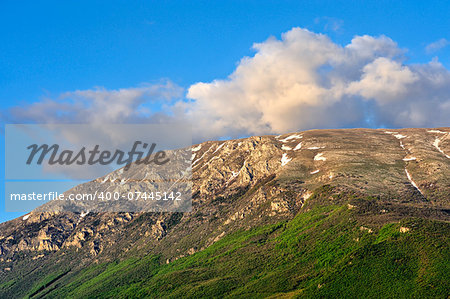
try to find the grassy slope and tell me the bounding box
[2,187,448,298]
[36,201,449,298]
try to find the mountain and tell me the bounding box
[0,128,449,298]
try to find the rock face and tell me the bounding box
[0,128,449,296]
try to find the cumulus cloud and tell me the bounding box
[2,80,186,180]
[187,28,450,140]
[347,57,418,103]
[4,80,183,125]
[3,28,450,143]
[425,38,449,53]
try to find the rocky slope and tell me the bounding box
[0,128,449,298]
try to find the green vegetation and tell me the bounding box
[25,269,70,298]
[1,187,448,298]
[16,207,446,298]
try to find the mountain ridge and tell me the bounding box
[0,127,449,298]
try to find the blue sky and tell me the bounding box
[1,0,449,109]
[1,0,449,222]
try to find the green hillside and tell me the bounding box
[3,187,447,298]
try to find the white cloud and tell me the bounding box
[347,57,418,103]
[425,38,449,53]
[6,80,183,125]
[3,81,188,180]
[3,28,450,143]
[186,28,450,139]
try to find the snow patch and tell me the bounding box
[192,150,208,166]
[76,211,90,225]
[405,168,424,196]
[226,170,241,185]
[403,157,416,161]
[394,134,407,139]
[293,142,302,150]
[384,131,397,134]
[101,176,110,184]
[281,153,292,166]
[192,144,202,152]
[314,153,326,161]
[192,156,202,166]
[308,146,325,150]
[310,170,320,174]
[213,143,225,154]
[22,214,30,221]
[433,137,450,159]
[279,134,302,143]
[427,130,446,134]
[281,145,292,151]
